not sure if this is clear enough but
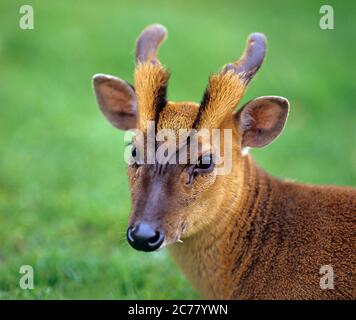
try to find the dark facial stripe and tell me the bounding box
[155,84,168,118]
[192,87,210,129]
[153,77,170,132]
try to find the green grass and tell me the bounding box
[0,0,355,299]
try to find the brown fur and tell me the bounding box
[195,71,245,129]
[93,25,356,300]
[126,101,355,299]
[158,102,199,131]
[169,153,356,299]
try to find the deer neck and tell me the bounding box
[169,155,275,299]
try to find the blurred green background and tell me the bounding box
[0,0,355,299]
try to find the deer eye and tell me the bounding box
[131,146,137,158]
[130,145,141,167]
[194,154,214,173]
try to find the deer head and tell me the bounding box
[92,24,289,252]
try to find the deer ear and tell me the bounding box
[235,96,289,148]
[92,74,137,130]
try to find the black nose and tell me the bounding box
[127,223,165,252]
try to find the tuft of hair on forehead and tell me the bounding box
[134,62,170,131]
[193,70,246,129]
[157,101,200,131]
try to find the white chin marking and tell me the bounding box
[241,147,250,156]
[158,241,167,250]
[159,238,183,249]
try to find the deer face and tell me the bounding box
[93,25,289,252]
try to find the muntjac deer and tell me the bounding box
[92,24,356,299]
